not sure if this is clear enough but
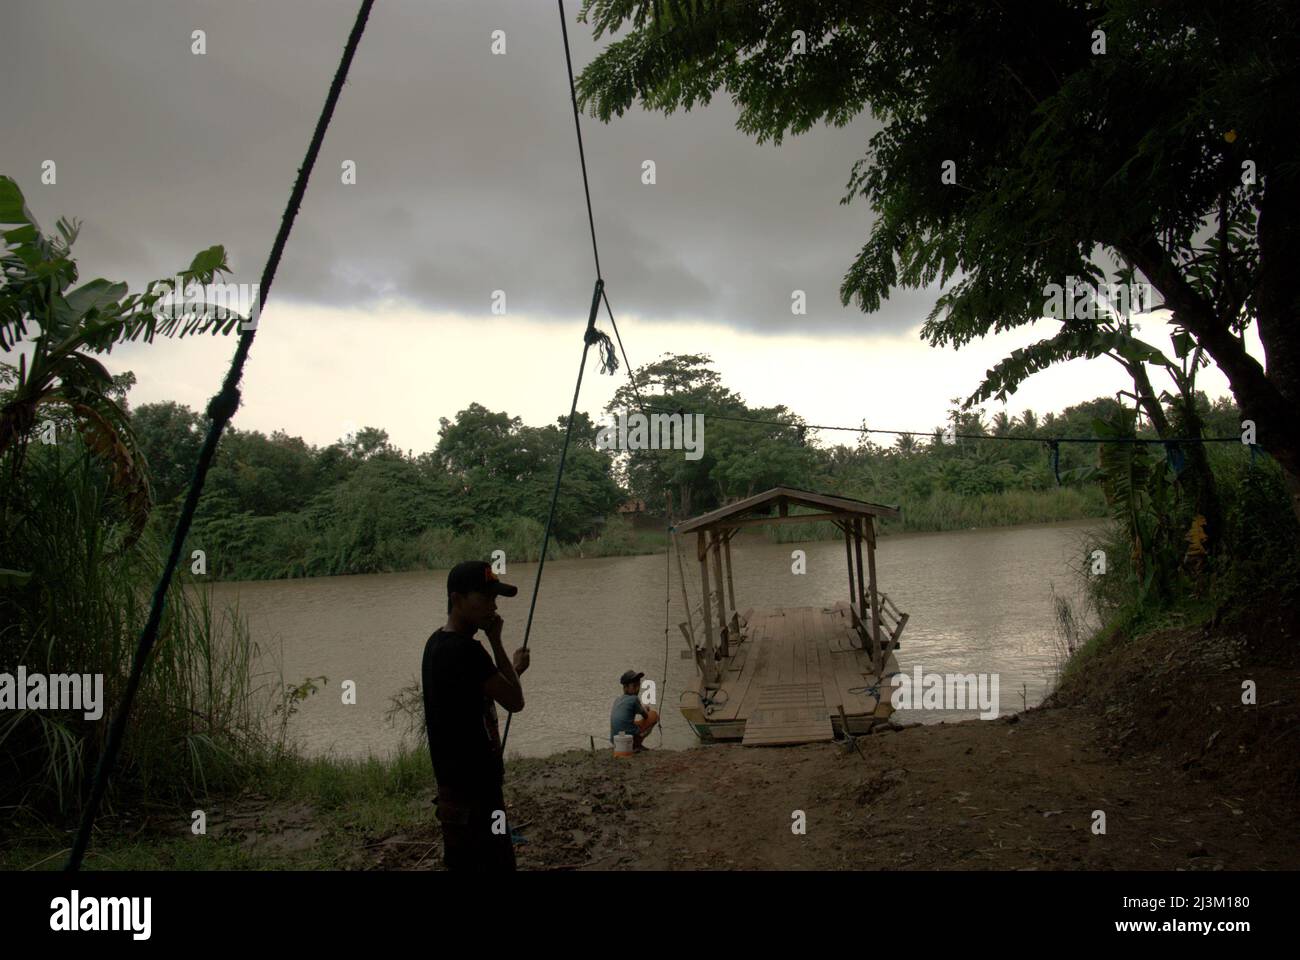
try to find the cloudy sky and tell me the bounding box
[3,0,1254,455]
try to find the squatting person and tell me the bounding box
[610,669,658,751]
[422,560,529,871]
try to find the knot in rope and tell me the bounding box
[585,325,618,375]
[206,384,241,424]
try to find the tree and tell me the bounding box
[203,428,321,517]
[605,352,815,515]
[131,401,205,507]
[1,175,240,542]
[574,1,1300,522]
[435,403,624,539]
[973,318,1224,541]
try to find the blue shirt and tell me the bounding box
[610,693,646,742]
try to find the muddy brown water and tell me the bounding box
[208,520,1103,760]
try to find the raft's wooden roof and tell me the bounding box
[673,486,900,534]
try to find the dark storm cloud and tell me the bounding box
[3,0,931,340]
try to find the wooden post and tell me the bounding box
[722,528,737,633]
[866,517,883,675]
[697,530,718,685]
[853,517,868,635]
[710,530,729,657]
[841,519,856,620]
[671,528,697,651]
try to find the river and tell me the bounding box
[209,519,1104,760]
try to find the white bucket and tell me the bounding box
[612,732,635,757]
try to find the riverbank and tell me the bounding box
[6,595,1294,871]
[202,486,1105,582]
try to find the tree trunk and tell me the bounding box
[1126,360,1224,547]
[1254,166,1300,527]
[1174,387,1224,549]
[1128,361,1171,437]
[1125,235,1300,527]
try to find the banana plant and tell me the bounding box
[969,302,1223,543]
[1093,411,1179,604]
[1,174,242,545]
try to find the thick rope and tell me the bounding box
[659,491,671,745]
[498,0,635,755]
[499,0,637,754]
[558,0,602,282]
[500,279,604,753]
[64,0,376,871]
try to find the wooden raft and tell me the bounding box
[698,603,890,746]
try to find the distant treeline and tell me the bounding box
[124,354,1248,581]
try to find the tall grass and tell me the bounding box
[1054,445,1300,685]
[0,441,271,819]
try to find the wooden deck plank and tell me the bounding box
[769,608,790,686]
[691,604,892,742]
[814,611,843,718]
[742,705,834,746]
[791,607,810,690]
[802,607,821,695]
[733,616,780,723]
[820,607,853,709]
[809,607,831,704]
[832,646,876,714]
[786,609,800,688]
[753,685,823,709]
[826,609,874,714]
[711,613,765,721]
[772,608,791,687]
[735,614,777,721]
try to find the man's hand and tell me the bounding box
[483,613,504,646]
[512,647,530,675]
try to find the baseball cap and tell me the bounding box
[447,560,519,600]
[619,670,645,686]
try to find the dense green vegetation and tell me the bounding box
[1078,438,1300,635]
[120,350,1256,582]
[137,402,633,580]
[89,360,1246,587]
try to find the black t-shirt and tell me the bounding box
[421,628,505,801]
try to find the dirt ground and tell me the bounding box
[169,603,1300,872]
[497,707,1297,871]
[341,707,1299,871]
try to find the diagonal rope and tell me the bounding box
[501,279,604,753]
[502,0,702,752]
[64,0,376,872]
[499,0,615,753]
[558,0,602,282]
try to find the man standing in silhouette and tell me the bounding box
[422,561,529,871]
